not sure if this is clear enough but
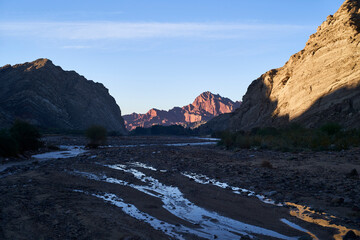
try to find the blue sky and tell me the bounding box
[0,0,343,115]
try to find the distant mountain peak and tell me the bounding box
[32,58,51,64]
[194,91,228,104]
[199,91,213,98]
[31,58,54,69]
[9,58,56,72]
[123,92,241,131]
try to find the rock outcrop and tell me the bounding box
[203,0,360,132]
[0,58,127,134]
[123,91,240,130]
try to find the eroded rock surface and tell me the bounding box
[204,0,360,132]
[124,91,240,130]
[0,59,126,133]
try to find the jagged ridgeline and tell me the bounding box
[124,91,241,131]
[203,0,360,133]
[0,59,127,134]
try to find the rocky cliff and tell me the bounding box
[0,58,127,134]
[203,0,360,133]
[123,91,240,130]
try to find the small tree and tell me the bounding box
[0,129,19,157]
[10,120,42,153]
[85,125,107,148]
[320,122,342,135]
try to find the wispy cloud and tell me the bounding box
[0,21,311,40]
[62,45,91,49]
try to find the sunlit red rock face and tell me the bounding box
[203,0,360,133]
[123,92,241,130]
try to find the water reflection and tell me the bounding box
[286,202,360,240]
[72,166,299,240]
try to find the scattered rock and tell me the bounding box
[261,160,273,169]
[343,230,360,240]
[331,197,344,205]
[346,169,359,179]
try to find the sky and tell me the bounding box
[0,0,344,115]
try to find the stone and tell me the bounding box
[343,230,360,240]
[343,198,353,204]
[331,197,345,205]
[346,169,359,178]
[202,0,360,132]
[0,59,127,134]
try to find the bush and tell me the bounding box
[218,122,360,152]
[235,135,261,149]
[219,131,236,149]
[10,120,42,153]
[257,127,279,136]
[0,129,18,157]
[320,122,342,135]
[0,121,42,157]
[85,125,107,148]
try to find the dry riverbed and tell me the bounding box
[0,136,359,239]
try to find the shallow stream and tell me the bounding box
[13,143,359,239]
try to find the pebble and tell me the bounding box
[331,197,344,205]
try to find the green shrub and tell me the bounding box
[218,122,360,152]
[0,129,18,157]
[85,125,107,148]
[250,127,260,135]
[320,122,342,135]
[235,135,262,149]
[309,132,333,151]
[218,131,236,149]
[235,135,250,149]
[10,120,42,153]
[257,127,279,136]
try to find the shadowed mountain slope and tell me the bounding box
[202,0,360,133]
[0,59,127,134]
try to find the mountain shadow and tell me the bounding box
[202,83,360,134]
[200,71,289,133]
[201,0,360,133]
[291,84,360,129]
